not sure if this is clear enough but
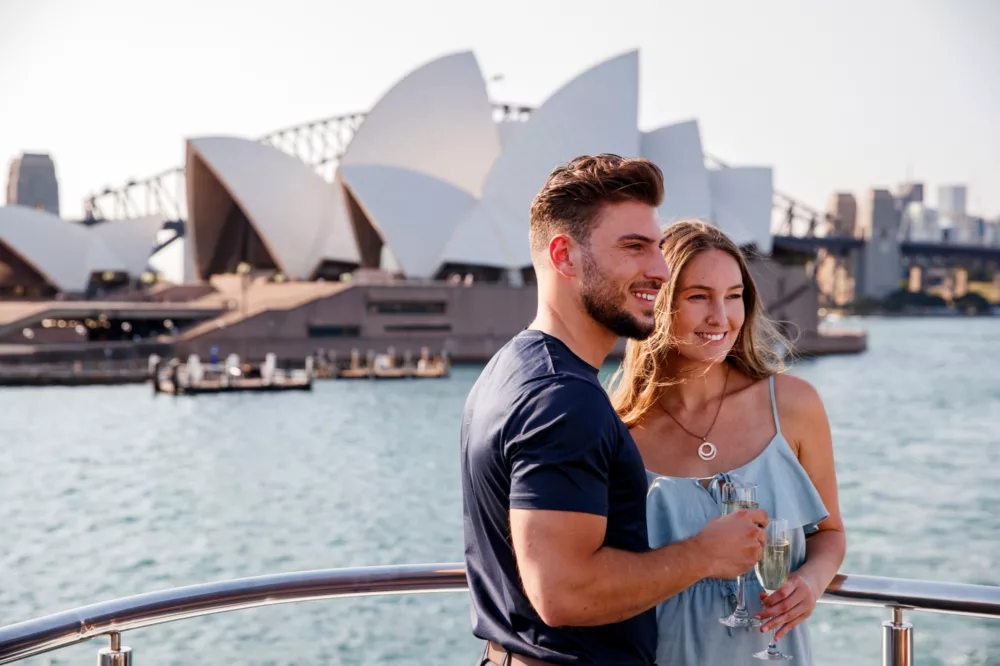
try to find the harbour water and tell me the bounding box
[1,317,998,666]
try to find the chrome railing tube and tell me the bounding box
[0,565,996,665]
[882,608,913,666]
[820,573,1000,618]
[0,563,466,665]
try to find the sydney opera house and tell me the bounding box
[0,207,163,298]
[0,50,831,363]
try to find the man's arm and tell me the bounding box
[504,379,765,627]
[511,507,768,627]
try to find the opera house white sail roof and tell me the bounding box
[339,51,500,198]
[0,205,163,293]
[185,136,360,282]
[0,49,777,300]
[452,50,642,272]
[183,49,775,282]
[641,119,714,225]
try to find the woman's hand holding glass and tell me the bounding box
[755,571,821,640]
[752,519,793,660]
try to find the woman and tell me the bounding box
[609,220,846,665]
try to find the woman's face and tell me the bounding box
[669,248,746,365]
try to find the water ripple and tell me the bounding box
[0,317,997,665]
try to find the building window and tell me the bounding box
[383,323,452,333]
[367,301,447,315]
[308,325,361,338]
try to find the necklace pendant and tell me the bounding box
[698,441,718,461]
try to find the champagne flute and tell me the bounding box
[719,481,762,629]
[754,519,793,660]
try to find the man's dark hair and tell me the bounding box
[528,153,664,253]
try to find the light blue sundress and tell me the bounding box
[646,375,829,665]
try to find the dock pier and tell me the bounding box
[152,353,314,395]
[321,346,450,380]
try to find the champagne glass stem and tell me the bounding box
[768,628,778,654]
[736,572,747,617]
[718,481,761,629]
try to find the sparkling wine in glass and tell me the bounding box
[754,519,792,661]
[721,499,757,516]
[718,481,761,629]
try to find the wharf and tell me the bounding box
[795,330,868,357]
[154,376,312,395]
[0,363,149,387]
[152,353,314,395]
[318,347,450,380]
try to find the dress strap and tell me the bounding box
[769,375,782,435]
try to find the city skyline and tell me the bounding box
[1,0,998,223]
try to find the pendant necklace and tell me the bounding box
[660,365,730,462]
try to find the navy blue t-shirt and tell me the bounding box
[461,329,656,665]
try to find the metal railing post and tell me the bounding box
[882,608,912,666]
[97,632,131,666]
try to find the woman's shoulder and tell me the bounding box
[772,374,830,453]
[773,373,825,412]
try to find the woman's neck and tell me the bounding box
[661,358,731,412]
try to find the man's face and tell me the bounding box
[577,201,670,340]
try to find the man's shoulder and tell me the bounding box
[467,343,608,430]
[510,376,617,447]
[491,329,598,379]
[488,338,605,403]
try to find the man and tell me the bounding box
[461,154,768,665]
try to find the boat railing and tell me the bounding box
[0,563,996,666]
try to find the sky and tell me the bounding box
[1,0,998,226]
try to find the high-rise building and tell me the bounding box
[967,216,987,245]
[855,188,899,241]
[985,220,1000,248]
[895,181,924,207]
[938,185,967,215]
[6,153,60,216]
[900,202,940,242]
[937,184,968,242]
[826,192,857,236]
[856,188,902,299]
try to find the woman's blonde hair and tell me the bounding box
[608,219,789,428]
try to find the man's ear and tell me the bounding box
[548,234,579,279]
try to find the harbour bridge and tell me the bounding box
[81,104,1000,299]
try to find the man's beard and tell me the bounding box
[580,250,656,340]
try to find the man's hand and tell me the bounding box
[510,508,719,627]
[691,509,768,580]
